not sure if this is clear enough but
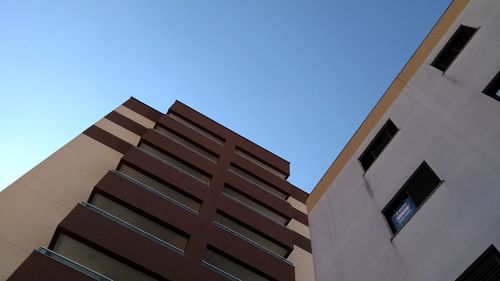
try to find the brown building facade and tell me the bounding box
[2,99,314,281]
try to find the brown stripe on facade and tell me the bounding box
[156,115,224,156]
[123,97,162,122]
[7,251,95,281]
[105,111,148,136]
[92,171,200,235]
[83,125,133,154]
[209,228,295,281]
[218,195,294,249]
[121,147,209,201]
[293,231,312,253]
[226,173,292,219]
[291,208,309,226]
[231,155,292,196]
[52,206,173,280]
[170,100,290,175]
[290,185,308,204]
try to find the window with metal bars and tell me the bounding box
[456,245,500,281]
[431,25,477,72]
[359,119,398,171]
[382,161,442,234]
[483,71,500,102]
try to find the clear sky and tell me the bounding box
[0,0,451,193]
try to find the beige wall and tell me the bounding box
[95,118,141,145]
[115,105,156,129]
[288,245,316,281]
[287,196,307,214]
[288,219,310,239]
[0,104,153,279]
[286,197,314,280]
[0,135,123,279]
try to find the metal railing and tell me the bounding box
[137,146,211,186]
[201,260,241,281]
[36,247,112,281]
[113,170,198,215]
[213,221,293,265]
[221,192,288,228]
[81,202,185,256]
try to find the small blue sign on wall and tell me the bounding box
[391,197,417,231]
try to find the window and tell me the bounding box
[483,71,500,102]
[431,25,477,72]
[359,119,398,171]
[382,161,442,234]
[456,245,500,281]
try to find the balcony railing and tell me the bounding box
[213,221,292,265]
[36,247,112,281]
[222,187,289,227]
[229,165,287,200]
[138,144,211,186]
[113,169,199,214]
[81,202,186,255]
[201,260,241,281]
[154,126,218,163]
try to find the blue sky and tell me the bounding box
[0,0,451,193]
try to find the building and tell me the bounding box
[1,99,314,280]
[307,0,500,280]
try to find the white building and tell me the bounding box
[307,0,500,280]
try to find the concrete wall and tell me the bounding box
[309,0,500,280]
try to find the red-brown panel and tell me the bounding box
[83,125,133,154]
[93,171,199,235]
[292,232,312,253]
[141,130,217,176]
[233,144,290,178]
[7,251,95,281]
[291,208,309,227]
[170,101,290,176]
[290,185,308,204]
[157,115,224,156]
[218,195,293,249]
[231,154,292,196]
[168,101,226,142]
[226,173,292,218]
[122,97,162,122]
[105,111,148,136]
[122,147,209,201]
[54,205,183,280]
[209,226,294,281]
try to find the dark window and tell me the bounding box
[483,71,500,102]
[359,119,398,171]
[383,161,442,234]
[431,25,477,72]
[456,245,500,281]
